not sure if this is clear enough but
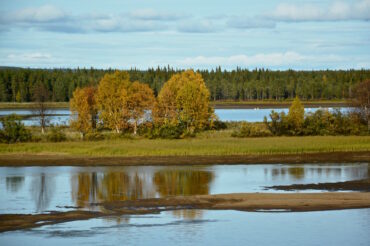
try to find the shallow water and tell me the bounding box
[1,209,369,246]
[0,163,368,214]
[0,107,350,125]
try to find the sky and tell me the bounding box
[0,0,369,70]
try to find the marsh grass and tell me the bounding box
[0,130,368,157]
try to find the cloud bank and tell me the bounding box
[1,1,369,34]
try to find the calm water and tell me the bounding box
[0,107,350,125]
[1,163,368,214]
[1,163,369,245]
[0,209,369,246]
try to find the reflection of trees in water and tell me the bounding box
[153,169,214,219]
[153,170,214,196]
[268,164,370,181]
[269,167,305,180]
[72,168,214,220]
[172,210,203,220]
[72,171,155,208]
[31,173,55,212]
[6,176,25,192]
[288,167,305,180]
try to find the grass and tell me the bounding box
[0,130,369,157]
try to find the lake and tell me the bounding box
[0,107,350,125]
[0,163,369,246]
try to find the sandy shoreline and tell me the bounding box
[1,192,369,232]
[0,151,368,166]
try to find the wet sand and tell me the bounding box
[1,192,369,232]
[0,151,369,166]
[266,179,370,192]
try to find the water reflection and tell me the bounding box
[6,176,25,192]
[71,168,214,219]
[72,171,155,207]
[153,170,214,196]
[1,164,369,215]
[267,165,369,181]
[31,173,55,212]
[153,169,214,219]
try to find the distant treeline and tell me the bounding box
[0,67,369,102]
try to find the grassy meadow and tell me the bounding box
[0,130,369,157]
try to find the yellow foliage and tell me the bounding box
[70,86,97,135]
[127,81,155,134]
[96,71,131,133]
[288,96,304,134]
[155,70,213,131]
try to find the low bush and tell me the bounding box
[84,132,105,141]
[0,114,32,143]
[232,122,272,137]
[46,127,67,142]
[148,124,185,139]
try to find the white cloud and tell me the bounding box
[7,53,52,61]
[269,0,370,21]
[129,9,187,21]
[179,52,343,68]
[227,16,275,29]
[12,5,66,22]
[177,19,218,33]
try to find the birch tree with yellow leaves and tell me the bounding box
[126,82,155,135]
[96,71,131,133]
[70,86,97,138]
[154,70,213,133]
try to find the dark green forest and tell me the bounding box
[0,67,369,102]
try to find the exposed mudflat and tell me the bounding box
[0,151,369,166]
[1,192,369,232]
[266,179,370,192]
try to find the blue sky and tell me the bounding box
[0,0,369,70]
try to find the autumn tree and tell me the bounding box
[287,96,305,135]
[154,70,213,132]
[127,82,155,135]
[32,82,50,134]
[352,79,370,131]
[96,71,131,133]
[70,86,98,138]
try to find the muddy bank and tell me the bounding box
[0,151,369,166]
[0,211,104,232]
[1,192,369,232]
[266,179,370,192]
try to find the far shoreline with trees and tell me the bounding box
[0,69,368,165]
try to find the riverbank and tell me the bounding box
[0,135,369,166]
[0,100,349,110]
[1,192,369,232]
[0,151,369,166]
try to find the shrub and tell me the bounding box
[232,122,272,137]
[0,114,32,143]
[209,120,227,130]
[148,124,185,139]
[46,127,67,142]
[84,132,105,141]
[264,111,289,136]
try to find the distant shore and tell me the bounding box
[0,100,349,110]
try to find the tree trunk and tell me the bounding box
[133,121,137,135]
